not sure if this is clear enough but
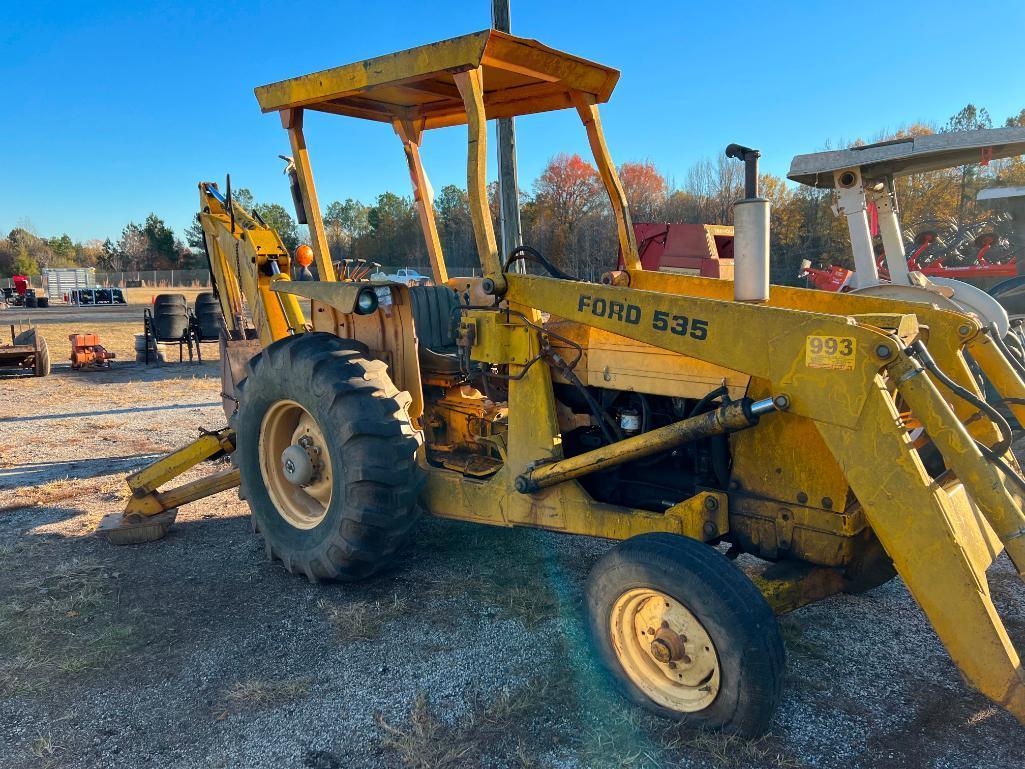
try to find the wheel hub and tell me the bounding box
[281,445,312,486]
[649,625,688,665]
[259,400,333,530]
[609,588,720,712]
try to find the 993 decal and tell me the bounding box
[576,294,710,341]
[805,335,856,370]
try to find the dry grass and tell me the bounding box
[319,595,408,642]
[21,320,142,361]
[16,318,219,361]
[376,680,544,769]
[30,732,57,758]
[29,731,61,769]
[123,287,210,305]
[573,700,801,769]
[0,544,133,697]
[219,677,313,715]
[0,476,105,513]
[679,731,803,769]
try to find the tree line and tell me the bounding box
[3,103,1023,284]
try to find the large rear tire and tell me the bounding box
[586,533,785,737]
[232,332,423,582]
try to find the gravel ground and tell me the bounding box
[1,344,1024,768]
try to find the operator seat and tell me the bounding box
[408,285,462,373]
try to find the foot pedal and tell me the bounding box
[96,509,178,545]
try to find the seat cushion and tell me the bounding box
[408,285,461,353]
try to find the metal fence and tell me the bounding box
[97,270,212,287]
[1,265,493,290]
[1,269,211,290]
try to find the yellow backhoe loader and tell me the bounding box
[100,31,1025,736]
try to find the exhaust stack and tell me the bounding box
[726,144,770,302]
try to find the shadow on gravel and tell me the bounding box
[0,402,220,423]
[0,454,164,488]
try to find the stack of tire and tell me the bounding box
[152,294,190,342]
[193,292,224,342]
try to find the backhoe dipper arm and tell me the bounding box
[100,180,308,545]
[197,182,306,346]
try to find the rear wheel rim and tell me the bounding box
[259,400,333,529]
[609,588,720,712]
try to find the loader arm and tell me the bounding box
[502,272,1025,725]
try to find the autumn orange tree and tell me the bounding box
[522,153,613,279]
[619,161,668,221]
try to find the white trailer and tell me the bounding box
[43,268,95,301]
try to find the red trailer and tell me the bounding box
[623,223,735,278]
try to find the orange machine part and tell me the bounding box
[69,334,116,369]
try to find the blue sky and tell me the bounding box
[2,0,1023,243]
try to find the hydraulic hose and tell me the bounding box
[687,385,731,487]
[545,349,621,444]
[983,326,1025,411]
[906,340,1025,496]
[990,323,1025,381]
[503,245,581,281]
[689,384,730,418]
[908,340,1012,457]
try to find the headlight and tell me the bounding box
[354,287,379,315]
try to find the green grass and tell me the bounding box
[0,543,135,697]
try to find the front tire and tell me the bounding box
[232,333,423,582]
[586,533,785,736]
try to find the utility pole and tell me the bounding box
[492,0,523,267]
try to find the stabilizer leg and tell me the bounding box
[97,428,238,544]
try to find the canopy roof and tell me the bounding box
[788,127,1025,188]
[254,30,620,130]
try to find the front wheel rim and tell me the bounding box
[609,588,720,713]
[259,400,333,530]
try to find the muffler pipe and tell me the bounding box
[515,395,789,494]
[726,144,770,303]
